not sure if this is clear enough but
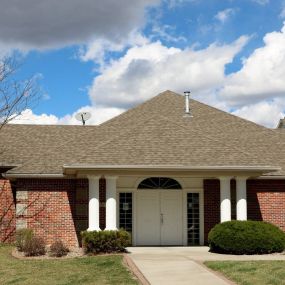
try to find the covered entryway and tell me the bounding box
[136,177,183,246]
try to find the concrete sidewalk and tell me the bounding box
[127,247,285,285]
[127,247,231,285]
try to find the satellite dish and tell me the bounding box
[75,112,91,125]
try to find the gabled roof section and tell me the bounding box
[72,91,283,172]
[1,90,285,176]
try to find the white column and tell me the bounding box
[236,177,248,221]
[220,177,232,222]
[87,175,101,231]
[105,176,118,230]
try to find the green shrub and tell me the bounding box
[23,236,46,256]
[81,230,131,254]
[208,220,285,255]
[16,229,34,252]
[49,240,69,257]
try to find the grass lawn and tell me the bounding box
[205,260,285,285]
[0,245,138,285]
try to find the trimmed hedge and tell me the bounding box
[208,221,285,255]
[81,230,131,254]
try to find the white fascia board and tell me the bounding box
[3,173,66,179]
[63,164,280,173]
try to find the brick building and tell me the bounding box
[0,90,284,247]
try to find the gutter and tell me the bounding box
[63,164,281,176]
[3,165,282,179]
[63,164,280,172]
[3,173,66,179]
[257,176,285,179]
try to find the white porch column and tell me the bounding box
[105,176,118,230]
[236,177,248,221]
[87,175,101,231]
[219,177,232,222]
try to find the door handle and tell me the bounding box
[160,213,164,225]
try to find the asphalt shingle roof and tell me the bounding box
[0,90,284,176]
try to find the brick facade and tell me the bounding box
[1,177,285,247]
[0,178,106,246]
[203,179,220,243]
[204,179,285,242]
[99,178,106,230]
[0,179,16,243]
[247,179,285,231]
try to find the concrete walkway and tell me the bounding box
[127,247,285,285]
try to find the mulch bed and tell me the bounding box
[11,247,85,260]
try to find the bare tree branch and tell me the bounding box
[0,55,40,130]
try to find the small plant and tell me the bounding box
[208,220,285,255]
[81,230,131,254]
[23,236,46,256]
[16,229,34,252]
[50,240,69,257]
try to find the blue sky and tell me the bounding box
[0,0,285,127]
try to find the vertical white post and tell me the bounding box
[220,177,232,222]
[87,175,101,231]
[105,176,118,230]
[236,177,248,221]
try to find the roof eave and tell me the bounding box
[0,165,18,174]
[3,173,67,179]
[63,164,281,177]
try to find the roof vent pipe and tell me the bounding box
[277,117,285,129]
[184,91,192,117]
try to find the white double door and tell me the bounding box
[137,190,183,246]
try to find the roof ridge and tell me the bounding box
[83,111,257,165]
[191,99,277,135]
[97,90,180,129]
[9,92,178,173]
[155,113,255,159]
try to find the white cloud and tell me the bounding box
[59,105,124,125]
[9,21,285,129]
[232,99,285,128]
[11,109,60,125]
[280,1,285,19]
[214,8,236,23]
[151,24,186,43]
[80,32,149,64]
[165,0,198,8]
[10,106,124,125]
[88,36,248,108]
[219,22,285,106]
[251,0,269,5]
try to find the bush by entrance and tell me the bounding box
[208,221,285,255]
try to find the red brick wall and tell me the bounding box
[0,179,16,243]
[3,176,284,247]
[203,179,220,243]
[14,178,107,247]
[204,179,285,243]
[99,178,106,230]
[16,179,79,246]
[247,179,285,231]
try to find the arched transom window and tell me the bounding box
[138,177,182,189]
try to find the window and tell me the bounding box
[119,193,132,234]
[187,193,200,245]
[138,177,182,189]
